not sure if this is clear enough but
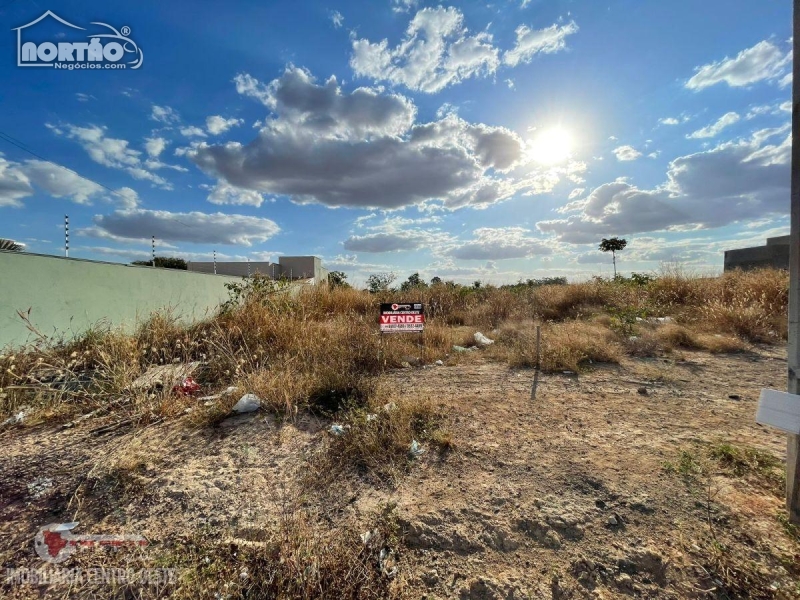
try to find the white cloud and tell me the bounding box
[568,188,584,200]
[446,227,552,260]
[50,123,172,189]
[350,6,500,93]
[391,0,418,14]
[0,157,34,207]
[746,101,792,120]
[0,156,140,208]
[330,10,344,28]
[150,105,180,124]
[779,72,793,88]
[538,130,791,243]
[613,145,642,161]
[180,126,207,138]
[342,215,451,252]
[659,117,680,126]
[204,181,265,207]
[205,115,244,136]
[191,67,532,211]
[144,137,167,158]
[503,21,579,67]
[687,112,741,139]
[90,209,280,246]
[686,40,791,90]
[505,78,516,90]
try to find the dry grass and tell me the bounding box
[0,268,788,424]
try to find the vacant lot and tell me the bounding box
[1,270,798,598]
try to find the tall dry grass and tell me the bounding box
[0,268,789,422]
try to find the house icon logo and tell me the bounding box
[13,10,143,70]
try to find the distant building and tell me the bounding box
[187,255,329,284]
[724,235,790,272]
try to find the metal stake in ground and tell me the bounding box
[531,325,541,400]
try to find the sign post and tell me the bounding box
[787,0,800,524]
[379,302,425,364]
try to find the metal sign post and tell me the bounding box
[787,0,800,524]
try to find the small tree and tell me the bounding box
[400,272,428,292]
[132,256,188,270]
[366,272,396,294]
[599,237,627,278]
[430,276,442,286]
[328,271,350,288]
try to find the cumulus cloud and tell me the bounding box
[446,227,552,260]
[538,128,790,243]
[180,126,207,138]
[204,181,265,207]
[150,105,180,124]
[89,209,280,246]
[659,117,680,126]
[144,137,167,158]
[191,67,532,210]
[206,115,244,136]
[613,145,642,161]
[503,21,578,66]
[350,7,500,93]
[0,156,139,208]
[48,123,172,189]
[686,40,791,90]
[687,112,740,139]
[391,0,418,13]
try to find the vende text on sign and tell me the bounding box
[380,302,424,333]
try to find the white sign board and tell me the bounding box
[756,389,800,435]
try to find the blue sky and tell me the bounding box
[0,0,792,284]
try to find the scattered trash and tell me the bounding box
[636,316,674,325]
[562,370,576,375]
[361,529,379,546]
[435,360,444,366]
[452,345,478,353]
[199,386,238,401]
[1,406,29,427]
[173,376,201,397]
[728,394,741,400]
[329,424,349,436]
[628,336,639,341]
[410,439,425,457]
[231,393,261,414]
[401,362,412,369]
[474,332,495,347]
[366,413,378,422]
[27,477,53,499]
[637,387,648,396]
[132,362,201,391]
[379,548,398,578]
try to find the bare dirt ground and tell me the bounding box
[1,345,798,599]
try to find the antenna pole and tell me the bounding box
[64,215,69,257]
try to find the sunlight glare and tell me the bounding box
[528,127,574,165]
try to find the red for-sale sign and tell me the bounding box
[380,302,424,333]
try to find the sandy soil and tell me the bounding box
[1,345,798,599]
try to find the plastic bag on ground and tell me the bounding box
[474,332,495,347]
[232,393,261,413]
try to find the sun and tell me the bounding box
[528,127,574,165]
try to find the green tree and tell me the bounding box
[599,237,628,278]
[430,276,442,285]
[328,271,350,288]
[132,256,188,270]
[400,272,428,292]
[366,272,396,294]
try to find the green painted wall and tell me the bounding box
[0,252,241,349]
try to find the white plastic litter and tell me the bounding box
[199,386,238,401]
[435,360,444,366]
[474,332,495,347]
[232,393,261,414]
[1,407,29,427]
[379,548,398,578]
[329,424,349,436]
[410,440,425,457]
[366,413,378,422]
